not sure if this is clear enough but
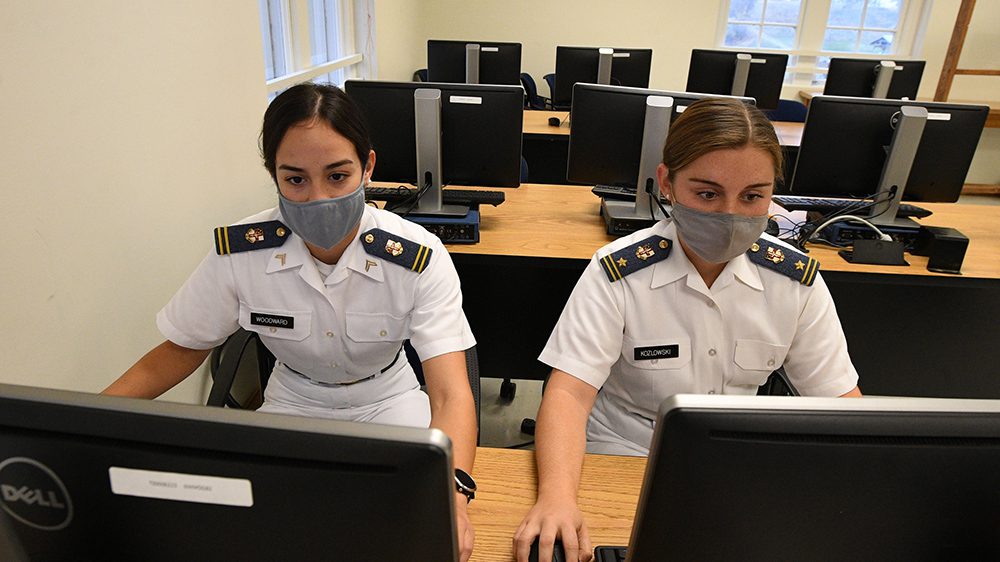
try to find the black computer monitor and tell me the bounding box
[824,57,926,99]
[791,95,988,224]
[345,80,523,220]
[685,49,788,111]
[551,46,653,110]
[0,383,458,561]
[616,394,1000,561]
[567,83,754,235]
[426,39,522,85]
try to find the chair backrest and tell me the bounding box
[764,99,808,123]
[520,72,545,110]
[209,329,482,435]
[412,68,428,82]
[756,368,800,396]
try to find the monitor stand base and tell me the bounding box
[601,198,661,236]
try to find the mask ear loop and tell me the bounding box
[646,180,672,220]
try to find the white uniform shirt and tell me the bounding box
[539,220,859,451]
[157,205,476,387]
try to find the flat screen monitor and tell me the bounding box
[426,39,522,85]
[824,57,926,99]
[791,95,988,203]
[567,83,754,189]
[617,394,1000,561]
[552,46,653,109]
[344,80,523,188]
[685,49,788,110]
[0,383,458,561]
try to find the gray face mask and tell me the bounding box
[669,198,768,264]
[278,179,366,250]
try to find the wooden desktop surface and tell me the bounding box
[446,183,1000,280]
[468,447,646,562]
[522,109,805,146]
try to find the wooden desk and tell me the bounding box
[469,447,645,562]
[451,183,1000,281]
[445,183,1000,398]
[522,109,803,145]
[522,110,570,136]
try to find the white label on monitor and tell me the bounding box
[927,112,952,121]
[481,47,499,52]
[449,96,482,105]
[750,58,766,63]
[612,53,631,58]
[109,467,253,507]
[677,105,689,113]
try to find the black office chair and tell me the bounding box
[520,72,550,110]
[756,368,800,396]
[764,99,808,123]
[208,329,482,435]
[412,68,428,82]
[543,73,571,111]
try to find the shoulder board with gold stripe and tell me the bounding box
[214,221,290,255]
[360,228,433,274]
[600,236,672,282]
[746,238,819,286]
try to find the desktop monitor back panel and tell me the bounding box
[552,47,653,108]
[567,83,754,188]
[0,384,457,562]
[824,57,926,100]
[427,39,522,85]
[345,80,524,187]
[791,96,988,202]
[685,49,788,110]
[627,395,1000,561]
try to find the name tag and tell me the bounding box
[250,312,294,329]
[634,344,679,361]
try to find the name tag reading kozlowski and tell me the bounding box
[634,344,679,361]
[250,313,294,329]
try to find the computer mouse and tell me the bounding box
[548,116,561,127]
[529,537,566,562]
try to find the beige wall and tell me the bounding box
[920,0,999,184]
[1,2,273,402]
[374,0,998,183]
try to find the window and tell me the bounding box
[718,0,929,90]
[724,0,804,51]
[258,0,373,96]
[822,0,903,54]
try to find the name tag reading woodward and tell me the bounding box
[634,344,679,361]
[250,312,294,329]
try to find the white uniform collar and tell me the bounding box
[649,220,764,292]
[263,206,384,284]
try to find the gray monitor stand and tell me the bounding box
[412,88,470,217]
[597,48,613,85]
[872,60,900,99]
[465,44,480,85]
[730,53,766,97]
[868,104,928,228]
[601,95,673,234]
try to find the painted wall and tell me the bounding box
[1,2,273,402]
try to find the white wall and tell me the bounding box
[374,0,999,183]
[1,2,273,402]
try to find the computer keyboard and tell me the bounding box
[592,184,638,201]
[365,186,505,207]
[772,195,932,219]
[593,546,627,562]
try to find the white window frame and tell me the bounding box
[260,0,373,94]
[716,0,931,94]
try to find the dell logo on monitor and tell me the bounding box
[0,457,73,530]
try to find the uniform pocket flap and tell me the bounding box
[345,311,408,343]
